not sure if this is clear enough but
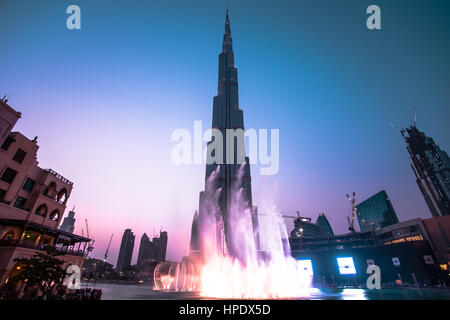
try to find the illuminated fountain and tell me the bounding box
[154,164,313,298]
[153,261,201,291]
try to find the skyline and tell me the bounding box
[1,0,449,264]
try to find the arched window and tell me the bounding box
[2,231,14,241]
[48,210,60,221]
[35,204,48,217]
[56,188,68,204]
[43,182,57,199]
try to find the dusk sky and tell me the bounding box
[0,0,449,264]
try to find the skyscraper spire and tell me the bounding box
[222,9,233,53]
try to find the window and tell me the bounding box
[1,136,14,151]
[13,197,27,209]
[35,204,47,217]
[57,189,68,203]
[43,182,57,199]
[13,149,27,163]
[22,178,35,192]
[49,210,59,221]
[1,167,17,183]
[0,188,6,201]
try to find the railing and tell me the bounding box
[43,169,73,186]
[0,239,85,257]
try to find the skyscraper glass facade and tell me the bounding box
[356,190,399,232]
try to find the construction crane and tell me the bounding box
[386,107,417,136]
[260,211,311,238]
[280,211,311,221]
[103,233,114,262]
[85,219,95,256]
[346,192,357,233]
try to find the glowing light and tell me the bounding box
[297,259,314,276]
[337,257,356,275]
[200,253,312,299]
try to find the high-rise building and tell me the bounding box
[137,233,151,266]
[59,206,76,233]
[356,190,400,232]
[190,10,259,260]
[400,124,450,217]
[153,231,168,262]
[116,228,135,273]
[136,231,168,266]
[315,213,334,237]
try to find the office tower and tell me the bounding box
[153,231,168,262]
[137,233,151,266]
[356,190,400,231]
[137,231,168,266]
[190,10,259,260]
[401,124,450,217]
[116,228,135,273]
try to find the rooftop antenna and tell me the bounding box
[413,107,417,127]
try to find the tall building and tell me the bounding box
[116,228,135,273]
[190,10,259,261]
[152,231,168,262]
[137,231,168,266]
[137,233,151,266]
[0,98,90,289]
[315,213,334,237]
[59,206,76,233]
[356,190,400,232]
[400,124,450,217]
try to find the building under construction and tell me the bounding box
[400,123,450,217]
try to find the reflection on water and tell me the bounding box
[87,283,450,300]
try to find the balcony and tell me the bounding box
[0,239,85,257]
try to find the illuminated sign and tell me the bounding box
[392,257,401,267]
[423,255,434,265]
[297,259,314,276]
[366,259,375,266]
[337,257,356,275]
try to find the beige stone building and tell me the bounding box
[0,97,90,288]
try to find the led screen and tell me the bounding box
[337,257,356,275]
[297,259,314,276]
